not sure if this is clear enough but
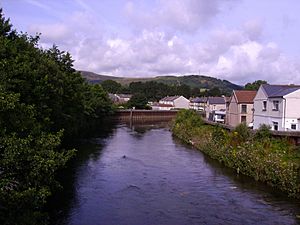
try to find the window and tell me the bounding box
[273,122,278,131]
[291,124,297,130]
[272,100,279,111]
[263,101,267,111]
[241,116,247,123]
[241,104,247,113]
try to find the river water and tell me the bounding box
[49,123,300,225]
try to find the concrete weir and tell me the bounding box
[114,109,178,122]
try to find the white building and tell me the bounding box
[205,96,226,119]
[253,84,300,131]
[189,97,207,111]
[154,96,190,110]
[108,93,132,104]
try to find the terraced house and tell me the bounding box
[253,84,300,131]
[226,90,257,127]
[152,96,190,110]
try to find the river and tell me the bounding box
[49,122,300,225]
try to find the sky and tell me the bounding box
[1,0,300,85]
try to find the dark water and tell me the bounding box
[49,123,300,225]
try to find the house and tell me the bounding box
[154,96,190,110]
[209,110,226,123]
[226,90,257,127]
[151,102,174,110]
[109,93,132,104]
[189,97,207,111]
[253,84,300,131]
[206,96,226,119]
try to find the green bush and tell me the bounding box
[172,110,300,198]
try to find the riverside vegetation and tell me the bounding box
[0,9,114,225]
[172,109,300,198]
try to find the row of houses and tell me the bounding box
[151,84,300,132]
[109,84,300,132]
[225,84,300,132]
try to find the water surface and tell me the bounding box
[50,123,300,225]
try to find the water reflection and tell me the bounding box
[48,121,117,225]
[49,122,300,225]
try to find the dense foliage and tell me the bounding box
[245,80,268,90]
[101,79,123,94]
[0,9,113,224]
[126,93,150,109]
[102,79,226,105]
[172,110,300,197]
[81,70,243,94]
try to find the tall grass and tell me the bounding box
[172,109,300,197]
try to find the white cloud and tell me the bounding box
[28,23,71,43]
[25,1,300,85]
[124,0,237,33]
[25,0,51,11]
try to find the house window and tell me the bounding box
[272,101,279,111]
[241,105,247,113]
[291,124,297,130]
[241,116,247,123]
[273,122,278,131]
[263,101,267,111]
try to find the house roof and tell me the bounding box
[234,90,257,103]
[160,96,181,101]
[117,94,132,98]
[152,102,173,107]
[261,84,300,98]
[190,97,207,103]
[207,97,225,104]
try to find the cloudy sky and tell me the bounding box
[1,0,300,84]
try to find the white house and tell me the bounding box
[189,97,207,111]
[154,96,190,110]
[205,96,226,119]
[108,93,132,104]
[253,84,300,131]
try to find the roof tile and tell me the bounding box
[234,90,257,103]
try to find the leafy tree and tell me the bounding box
[127,93,149,109]
[201,87,222,97]
[127,81,192,101]
[191,87,200,97]
[0,9,113,224]
[245,80,268,90]
[101,79,122,93]
[174,84,191,98]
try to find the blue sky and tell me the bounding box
[1,0,300,84]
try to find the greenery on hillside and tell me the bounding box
[101,79,226,106]
[0,9,113,224]
[81,71,243,95]
[172,110,300,198]
[245,80,268,90]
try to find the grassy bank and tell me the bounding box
[172,109,300,198]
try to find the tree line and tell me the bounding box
[0,9,113,224]
[101,79,267,109]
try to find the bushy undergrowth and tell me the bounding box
[172,109,300,197]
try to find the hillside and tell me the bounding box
[80,71,123,83]
[80,71,242,93]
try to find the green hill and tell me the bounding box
[80,71,242,93]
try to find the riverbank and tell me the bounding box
[172,110,300,198]
[48,123,300,224]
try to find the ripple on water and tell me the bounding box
[49,125,300,225]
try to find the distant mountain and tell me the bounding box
[80,71,123,83]
[80,71,243,93]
